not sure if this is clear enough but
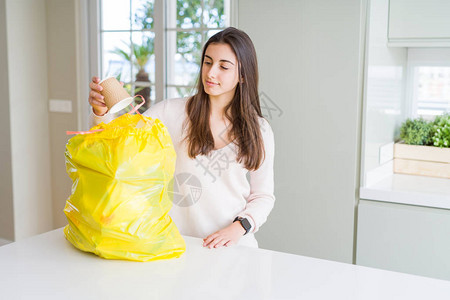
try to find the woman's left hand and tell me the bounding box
[203,222,246,248]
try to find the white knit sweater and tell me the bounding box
[90,97,275,248]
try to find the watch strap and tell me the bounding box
[233,216,251,235]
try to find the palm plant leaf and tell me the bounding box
[110,40,132,62]
[133,38,154,68]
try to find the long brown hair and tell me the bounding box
[183,27,265,171]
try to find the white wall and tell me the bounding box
[4,0,53,240]
[0,0,14,241]
[239,0,366,263]
[0,0,79,241]
[361,0,407,184]
[46,0,79,229]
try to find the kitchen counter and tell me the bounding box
[1,228,450,299]
[361,173,450,209]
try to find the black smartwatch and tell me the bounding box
[233,217,251,235]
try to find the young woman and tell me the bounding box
[88,27,275,249]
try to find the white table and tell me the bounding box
[1,228,450,299]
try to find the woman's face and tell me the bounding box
[202,43,240,101]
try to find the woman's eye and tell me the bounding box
[203,61,228,70]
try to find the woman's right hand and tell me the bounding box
[89,76,108,116]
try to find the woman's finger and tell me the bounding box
[209,237,223,249]
[90,99,106,107]
[88,96,104,106]
[89,81,103,92]
[214,238,228,248]
[209,237,224,249]
[92,76,100,83]
[203,234,218,247]
[224,240,233,247]
[89,91,104,101]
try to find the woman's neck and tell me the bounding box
[209,94,232,119]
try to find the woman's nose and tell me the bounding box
[206,64,218,78]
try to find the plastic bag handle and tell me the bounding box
[66,129,104,135]
[67,95,146,135]
[128,95,145,115]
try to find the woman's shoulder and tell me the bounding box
[144,97,189,119]
[256,117,275,155]
[257,117,274,137]
[166,97,189,106]
[151,97,188,111]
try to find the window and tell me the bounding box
[412,66,450,116]
[165,0,230,99]
[406,48,450,118]
[95,0,233,111]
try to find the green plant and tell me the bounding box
[115,74,144,94]
[175,0,225,66]
[432,113,450,148]
[111,37,154,73]
[399,118,434,145]
[134,0,154,29]
[111,38,153,112]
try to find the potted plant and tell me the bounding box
[111,37,153,112]
[432,114,450,148]
[394,114,450,179]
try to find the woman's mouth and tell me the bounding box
[206,80,218,86]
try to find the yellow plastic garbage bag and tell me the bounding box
[63,113,185,261]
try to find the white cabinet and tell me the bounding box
[357,199,450,281]
[388,0,450,47]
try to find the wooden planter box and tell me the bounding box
[394,142,450,179]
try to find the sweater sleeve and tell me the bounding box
[88,108,115,128]
[238,118,276,233]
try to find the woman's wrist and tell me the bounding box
[232,221,246,236]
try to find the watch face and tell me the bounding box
[240,218,251,232]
